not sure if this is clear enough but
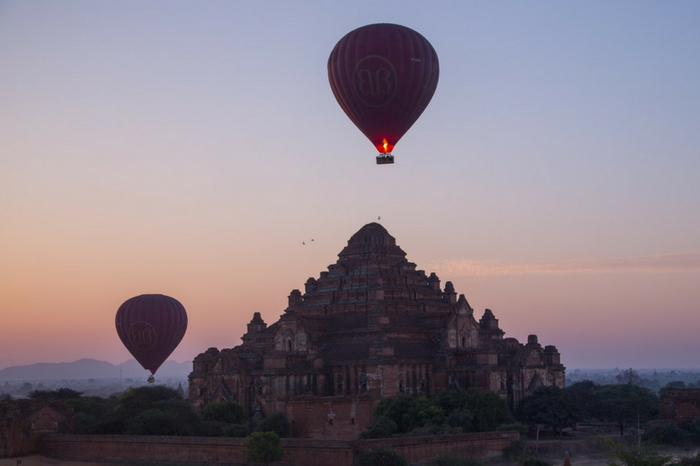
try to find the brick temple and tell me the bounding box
[188,223,565,438]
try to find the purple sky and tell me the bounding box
[1,1,699,370]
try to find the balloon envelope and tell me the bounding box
[115,294,188,375]
[328,23,439,156]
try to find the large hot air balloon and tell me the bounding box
[328,23,439,164]
[115,294,187,380]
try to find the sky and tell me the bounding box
[1,1,699,372]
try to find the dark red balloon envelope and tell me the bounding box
[115,294,188,375]
[328,23,439,156]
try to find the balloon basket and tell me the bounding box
[147,375,155,384]
[376,154,394,165]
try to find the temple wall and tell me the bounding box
[40,431,520,466]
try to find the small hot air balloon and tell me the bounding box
[115,294,187,380]
[328,23,439,164]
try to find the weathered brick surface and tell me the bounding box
[40,431,519,466]
[189,223,565,437]
[0,399,73,458]
[659,388,700,423]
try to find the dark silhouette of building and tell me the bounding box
[189,223,564,438]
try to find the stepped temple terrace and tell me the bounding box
[188,223,565,438]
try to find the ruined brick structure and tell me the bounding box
[659,388,700,424]
[0,399,73,457]
[189,223,565,438]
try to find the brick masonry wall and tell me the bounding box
[40,431,519,466]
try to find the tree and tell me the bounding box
[124,409,179,435]
[200,400,245,424]
[359,415,398,439]
[616,368,642,386]
[458,389,513,432]
[69,395,117,434]
[565,380,598,421]
[593,384,658,436]
[373,390,513,437]
[375,395,415,433]
[94,386,201,435]
[29,388,83,400]
[516,386,578,436]
[244,431,283,465]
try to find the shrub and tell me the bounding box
[254,412,290,437]
[200,400,245,424]
[124,409,178,435]
[244,431,283,465]
[643,423,693,446]
[359,415,398,439]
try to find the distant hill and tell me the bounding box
[0,358,192,381]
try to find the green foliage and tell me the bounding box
[643,423,693,446]
[254,412,290,438]
[453,389,514,432]
[200,400,245,424]
[565,380,598,419]
[124,409,179,435]
[68,396,117,434]
[497,423,528,436]
[359,415,398,439]
[643,419,700,446]
[70,386,201,436]
[29,388,83,400]
[199,420,226,437]
[124,399,200,436]
[370,389,513,438]
[516,386,580,436]
[446,408,474,432]
[357,448,408,466]
[244,431,283,465]
[427,451,483,466]
[375,395,415,433]
[594,384,659,436]
[114,385,182,417]
[223,423,250,437]
[602,438,673,466]
[402,423,461,437]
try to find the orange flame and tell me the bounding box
[375,138,394,154]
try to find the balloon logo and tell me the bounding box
[115,294,187,375]
[328,23,439,164]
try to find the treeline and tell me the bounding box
[29,379,700,448]
[568,367,700,392]
[29,386,288,438]
[358,381,662,439]
[360,389,518,438]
